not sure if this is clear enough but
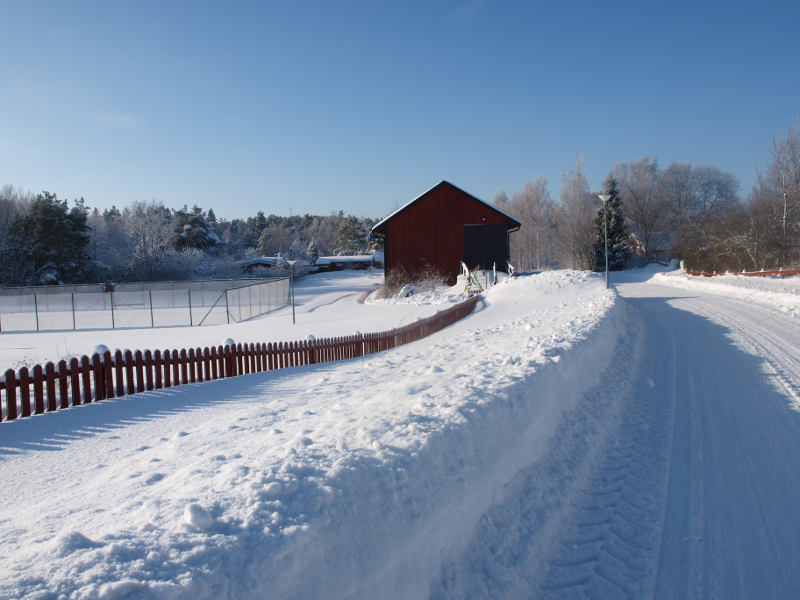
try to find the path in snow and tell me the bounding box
[436,275,800,599]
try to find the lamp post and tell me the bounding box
[598,194,611,289]
[287,260,297,324]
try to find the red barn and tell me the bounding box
[371,181,521,285]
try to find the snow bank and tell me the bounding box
[0,271,624,599]
[652,270,800,316]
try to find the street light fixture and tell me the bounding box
[287,260,298,324]
[598,194,611,289]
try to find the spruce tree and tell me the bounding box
[7,192,91,284]
[593,176,630,271]
[307,239,320,264]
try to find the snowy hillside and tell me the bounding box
[0,271,621,599]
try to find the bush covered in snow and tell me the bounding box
[378,262,448,298]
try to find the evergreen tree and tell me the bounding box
[284,237,307,261]
[336,214,367,255]
[307,239,320,264]
[172,205,219,252]
[593,176,630,271]
[6,192,91,284]
[103,205,121,221]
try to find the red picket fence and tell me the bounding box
[1,296,479,423]
[685,268,800,278]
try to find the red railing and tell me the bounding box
[1,296,479,423]
[685,268,800,278]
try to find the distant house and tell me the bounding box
[371,181,521,284]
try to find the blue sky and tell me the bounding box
[1,0,798,220]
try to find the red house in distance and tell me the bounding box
[371,181,521,285]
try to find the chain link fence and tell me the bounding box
[0,278,290,332]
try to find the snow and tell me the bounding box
[652,268,800,316]
[3,266,800,599]
[0,269,620,598]
[0,271,421,369]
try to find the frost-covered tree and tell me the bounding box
[284,237,308,261]
[173,205,220,252]
[123,200,176,280]
[5,192,91,285]
[307,239,320,264]
[554,154,595,269]
[336,214,367,255]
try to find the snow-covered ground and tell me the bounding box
[0,270,448,370]
[3,267,800,599]
[652,268,800,316]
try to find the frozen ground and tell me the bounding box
[2,267,800,599]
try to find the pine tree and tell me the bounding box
[6,192,92,284]
[336,214,366,255]
[593,176,630,271]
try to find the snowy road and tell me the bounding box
[438,276,800,599]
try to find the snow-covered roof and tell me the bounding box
[316,255,373,265]
[237,256,374,267]
[372,180,521,234]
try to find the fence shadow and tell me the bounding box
[0,364,326,457]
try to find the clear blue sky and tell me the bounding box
[1,0,798,220]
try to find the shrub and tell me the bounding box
[379,262,448,298]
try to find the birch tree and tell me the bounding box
[555,154,596,269]
[123,200,176,280]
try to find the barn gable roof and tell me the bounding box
[372,181,521,235]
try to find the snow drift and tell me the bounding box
[0,271,623,599]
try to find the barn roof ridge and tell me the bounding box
[372,180,521,233]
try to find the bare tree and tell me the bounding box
[694,165,740,216]
[613,156,668,257]
[502,177,554,270]
[555,154,596,269]
[660,162,697,239]
[123,200,176,280]
[0,184,33,244]
[752,120,800,264]
[660,162,740,265]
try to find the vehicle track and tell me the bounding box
[433,281,800,599]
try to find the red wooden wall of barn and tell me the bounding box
[377,184,511,284]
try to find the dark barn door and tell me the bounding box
[463,224,508,271]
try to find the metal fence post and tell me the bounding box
[150,290,154,327]
[225,290,230,324]
[72,293,76,330]
[34,294,40,331]
[110,291,115,329]
[188,289,193,326]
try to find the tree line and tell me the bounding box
[496,120,800,274]
[0,191,378,286]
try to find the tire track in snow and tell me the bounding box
[431,302,665,599]
[435,281,800,599]
[536,297,677,599]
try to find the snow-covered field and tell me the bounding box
[0,271,442,370]
[3,267,800,599]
